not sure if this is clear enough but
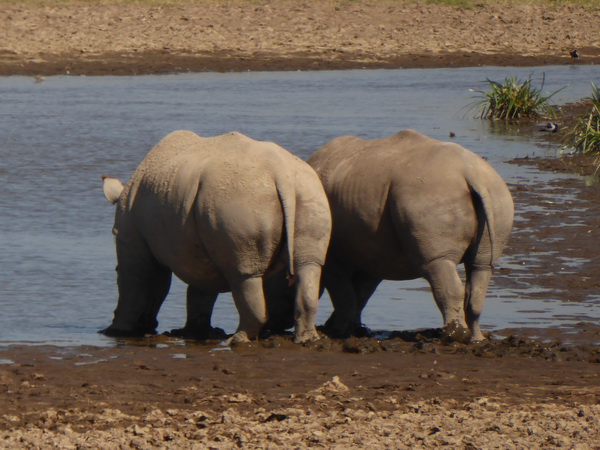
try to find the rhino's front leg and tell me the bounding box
[322,265,361,338]
[103,241,172,336]
[169,286,226,340]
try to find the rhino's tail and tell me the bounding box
[276,175,297,279]
[466,177,496,269]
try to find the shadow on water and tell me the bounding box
[0,65,598,347]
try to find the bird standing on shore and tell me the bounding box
[570,49,580,60]
[541,122,559,133]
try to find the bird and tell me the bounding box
[570,49,580,60]
[541,122,559,133]
[449,131,456,138]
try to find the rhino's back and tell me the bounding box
[308,130,507,278]
[310,130,479,184]
[122,131,290,205]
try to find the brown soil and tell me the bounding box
[1,334,599,448]
[2,1,600,447]
[1,1,599,76]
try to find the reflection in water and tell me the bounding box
[582,174,600,186]
[0,65,598,346]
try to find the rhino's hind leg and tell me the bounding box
[228,277,267,344]
[293,264,321,343]
[464,266,492,342]
[424,259,471,344]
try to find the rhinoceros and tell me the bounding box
[307,130,514,342]
[101,130,331,344]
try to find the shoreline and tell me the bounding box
[2,50,599,77]
[1,337,599,447]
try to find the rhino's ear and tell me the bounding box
[101,174,125,205]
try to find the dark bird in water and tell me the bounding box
[449,131,456,138]
[541,122,559,133]
[570,49,580,59]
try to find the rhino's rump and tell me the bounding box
[116,131,291,291]
[310,130,497,279]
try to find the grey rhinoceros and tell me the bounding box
[307,130,514,342]
[101,130,331,344]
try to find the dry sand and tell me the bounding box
[1,0,599,75]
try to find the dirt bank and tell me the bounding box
[1,1,599,75]
[1,334,599,448]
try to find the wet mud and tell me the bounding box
[1,331,599,448]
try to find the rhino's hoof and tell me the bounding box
[100,326,151,338]
[226,331,252,345]
[470,331,488,343]
[293,328,320,344]
[321,327,352,339]
[167,326,227,341]
[320,322,363,339]
[442,321,472,344]
[353,324,373,338]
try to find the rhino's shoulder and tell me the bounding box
[153,130,204,151]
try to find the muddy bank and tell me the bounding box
[1,1,600,76]
[1,334,599,448]
[500,170,600,302]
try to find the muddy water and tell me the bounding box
[1,65,598,347]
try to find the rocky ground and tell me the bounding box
[1,333,599,448]
[1,1,599,448]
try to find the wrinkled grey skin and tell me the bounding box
[102,130,331,344]
[307,130,514,342]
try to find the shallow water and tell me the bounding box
[1,65,598,347]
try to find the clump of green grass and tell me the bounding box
[563,84,600,155]
[468,73,564,120]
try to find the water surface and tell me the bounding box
[1,65,598,346]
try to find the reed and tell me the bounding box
[563,84,600,155]
[468,73,563,120]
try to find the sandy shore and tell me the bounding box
[1,1,599,75]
